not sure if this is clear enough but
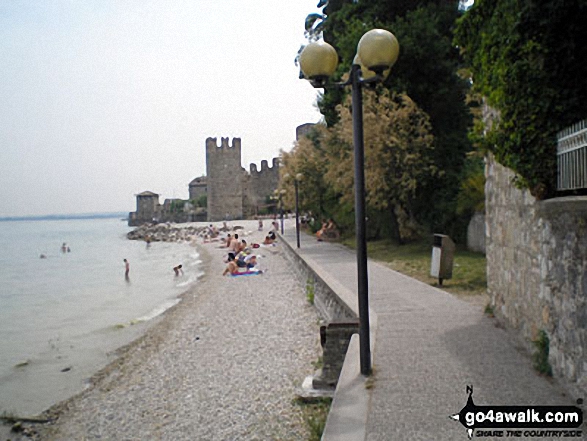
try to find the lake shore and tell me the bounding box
[20,220,321,440]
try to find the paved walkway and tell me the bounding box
[279,222,580,441]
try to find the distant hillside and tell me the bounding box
[0,212,128,222]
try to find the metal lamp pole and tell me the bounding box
[350,64,371,376]
[295,179,300,248]
[279,194,284,235]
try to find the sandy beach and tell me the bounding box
[15,219,321,440]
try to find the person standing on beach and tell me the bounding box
[229,234,240,254]
[173,264,183,276]
[124,259,130,279]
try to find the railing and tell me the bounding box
[557,119,587,191]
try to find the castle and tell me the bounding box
[128,137,280,226]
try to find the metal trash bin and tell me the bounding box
[430,234,455,286]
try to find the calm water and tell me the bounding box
[0,217,202,416]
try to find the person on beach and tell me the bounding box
[222,254,239,276]
[263,235,275,245]
[229,234,240,253]
[61,242,67,253]
[224,234,232,248]
[244,254,258,269]
[124,259,130,279]
[258,218,263,231]
[173,265,183,276]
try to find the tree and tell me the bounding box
[325,89,436,242]
[317,1,473,238]
[279,126,341,224]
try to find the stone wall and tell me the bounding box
[189,176,207,201]
[247,159,280,216]
[129,193,161,226]
[485,154,587,394]
[206,137,244,221]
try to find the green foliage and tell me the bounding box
[533,330,553,376]
[280,125,344,225]
[306,278,315,305]
[293,397,332,441]
[484,303,495,317]
[457,153,485,216]
[454,0,587,198]
[325,89,437,243]
[193,195,207,208]
[169,200,186,213]
[316,1,473,239]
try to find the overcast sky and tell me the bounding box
[0,0,322,216]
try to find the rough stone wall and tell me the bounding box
[467,212,486,254]
[241,172,254,218]
[486,154,587,394]
[129,194,161,226]
[313,321,359,389]
[206,137,244,221]
[189,177,206,201]
[248,158,280,215]
[296,123,316,141]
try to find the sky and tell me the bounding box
[0,0,323,217]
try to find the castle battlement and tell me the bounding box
[249,158,280,174]
[206,137,241,154]
[205,136,280,221]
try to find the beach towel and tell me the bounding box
[231,270,263,277]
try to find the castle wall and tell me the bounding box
[130,194,161,226]
[296,123,316,141]
[248,158,280,215]
[206,137,244,221]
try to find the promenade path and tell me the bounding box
[279,222,581,441]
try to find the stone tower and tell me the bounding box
[246,158,280,216]
[206,137,244,221]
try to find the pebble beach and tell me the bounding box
[26,220,322,440]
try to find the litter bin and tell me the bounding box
[430,234,455,286]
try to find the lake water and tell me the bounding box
[0,217,202,416]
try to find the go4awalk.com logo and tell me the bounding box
[450,386,583,439]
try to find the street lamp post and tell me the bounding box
[294,178,300,248]
[283,173,303,248]
[279,189,286,235]
[299,29,399,376]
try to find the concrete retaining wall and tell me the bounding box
[279,238,356,322]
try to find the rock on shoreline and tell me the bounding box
[127,223,207,242]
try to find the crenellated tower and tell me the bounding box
[206,137,245,221]
[246,158,280,217]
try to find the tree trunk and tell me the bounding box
[390,205,404,245]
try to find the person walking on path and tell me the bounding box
[123,259,130,279]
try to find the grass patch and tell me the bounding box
[484,303,495,317]
[306,278,315,305]
[342,238,487,298]
[533,330,553,376]
[311,356,323,370]
[293,397,332,441]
